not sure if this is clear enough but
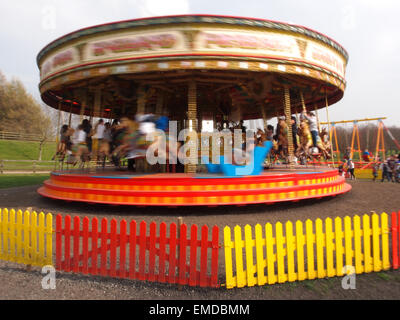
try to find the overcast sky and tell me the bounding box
[1,0,399,126]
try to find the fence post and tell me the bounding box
[177,217,183,288]
[0,160,3,174]
[392,212,399,270]
[33,160,36,174]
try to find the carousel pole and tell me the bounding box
[91,87,102,166]
[283,85,295,169]
[314,104,321,132]
[89,105,94,126]
[260,102,268,130]
[295,104,300,125]
[68,102,73,127]
[325,90,335,167]
[56,100,62,142]
[79,91,87,124]
[155,90,166,173]
[133,85,147,172]
[93,87,102,119]
[55,100,62,170]
[137,85,146,114]
[299,90,307,112]
[187,80,198,174]
[155,90,164,115]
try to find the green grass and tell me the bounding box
[0,140,56,161]
[301,280,318,292]
[376,272,391,281]
[0,174,50,189]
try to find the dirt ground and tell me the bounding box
[0,179,400,300]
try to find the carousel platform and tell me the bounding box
[38,166,351,207]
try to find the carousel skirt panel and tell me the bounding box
[38,167,351,207]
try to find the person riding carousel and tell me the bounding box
[52,124,73,161]
[300,110,318,148]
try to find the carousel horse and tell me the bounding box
[277,119,289,158]
[297,121,331,160]
[315,134,331,159]
[297,120,313,158]
[318,128,332,159]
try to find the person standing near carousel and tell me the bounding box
[347,158,356,180]
[372,162,379,181]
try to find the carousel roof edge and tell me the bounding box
[36,14,349,66]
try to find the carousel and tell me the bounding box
[37,14,351,206]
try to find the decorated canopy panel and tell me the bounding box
[37,15,348,119]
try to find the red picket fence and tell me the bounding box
[392,211,400,270]
[55,215,220,287]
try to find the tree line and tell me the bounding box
[0,70,54,138]
[0,70,58,160]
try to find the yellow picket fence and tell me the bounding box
[0,209,53,266]
[224,213,390,289]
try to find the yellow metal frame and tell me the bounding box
[350,122,362,160]
[375,120,386,161]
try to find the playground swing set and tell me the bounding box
[321,117,400,165]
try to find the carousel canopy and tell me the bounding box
[37,15,348,121]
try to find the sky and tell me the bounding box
[0,0,399,126]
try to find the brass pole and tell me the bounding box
[93,88,102,119]
[284,86,295,169]
[187,80,198,174]
[299,91,307,111]
[314,105,321,132]
[68,102,73,127]
[325,91,335,167]
[55,101,62,170]
[79,91,87,124]
[260,102,268,130]
[56,101,62,143]
[137,85,146,114]
[156,90,164,115]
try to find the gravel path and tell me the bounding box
[0,179,400,300]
